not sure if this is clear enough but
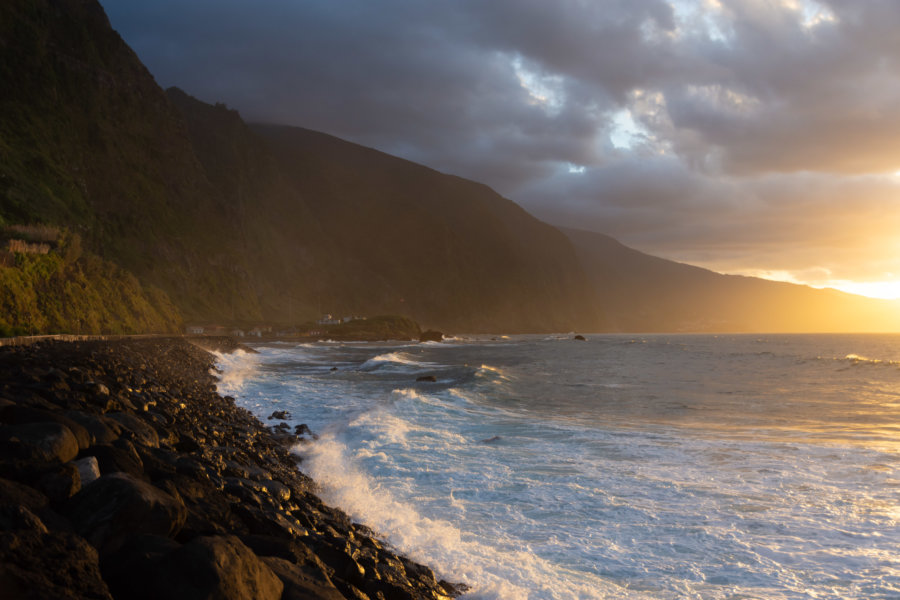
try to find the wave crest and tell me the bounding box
[360,352,434,371]
[212,349,260,395]
[295,433,628,600]
[843,354,900,367]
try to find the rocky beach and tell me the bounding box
[0,337,464,599]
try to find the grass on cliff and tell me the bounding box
[0,230,182,336]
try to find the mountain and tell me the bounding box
[3,0,898,336]
[564,227,900,332]
[164,90,603,332]
[0,0,601,334]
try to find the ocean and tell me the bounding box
[214,334,900,599]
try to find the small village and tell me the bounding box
[184,314,367,339]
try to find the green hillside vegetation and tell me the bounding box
[0,0,264,329]
[0,229,181,336]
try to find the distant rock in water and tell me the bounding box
[480,436,502,444]
[267,411,291,421]
[419,330,443,343]
[573,335,586,341]
[416,375,437,383]
[294,424,318,440]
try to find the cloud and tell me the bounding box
[101,0,900,290]
[518,158,900,284]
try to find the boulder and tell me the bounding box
[0,476,49,513]
[0,530,113,600]
[65,472,186,554]
[419,330,443,343]
[294,423,318,440]
[263,555,345,600]
[64,411,122,445]
[36,462,81,503]
[0,504,47,533]
[106,412,159,448]
[416,375,437,383]
[84,440,145,479]
[151,535,283,600]
[101,534,181,600]
[0,422,79,463]
[573,334,586,341]
[73,456,101,486]
[0,405,92,450]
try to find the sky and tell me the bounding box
[102,0,900,299]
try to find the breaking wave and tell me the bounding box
[842,354,900,367]
[212,349,260,395]
[295,429,638,600]
[360,352,436,371]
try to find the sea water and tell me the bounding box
[214,334,900,599]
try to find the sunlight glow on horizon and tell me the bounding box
[736,270,900,300]
[819,280,900,300]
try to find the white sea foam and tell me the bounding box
[475,364,511,382]
[212,349,260,395]
[296,431,640,600]
[235,334,900,599]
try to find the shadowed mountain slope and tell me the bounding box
[242,122,601,332]
[3,0,897,335]
[0,0,602,333]
[564,227,900,332]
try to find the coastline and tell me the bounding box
[0,337,464,599]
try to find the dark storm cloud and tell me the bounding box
[101,0,900,289]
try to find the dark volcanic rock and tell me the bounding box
[65,472,187,554]
[416,375,438,382]
[0,337,466,599]
[0,405,92,450]
[101,534,181,600]
[0,477,49,514]
[263,555,345,600]
[84,440,145,479]
[419,330,444,343]
[0,530,113,600]
[0,422,80,463]
[573,334,587,341]
[0,504,47,533]
[152,535,283,600]
[64,411,122,445]
[36,462,81,503]
[106,411,160,448]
